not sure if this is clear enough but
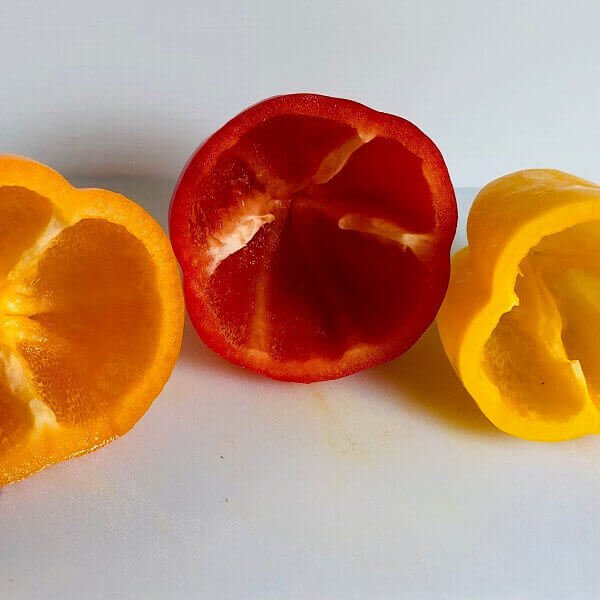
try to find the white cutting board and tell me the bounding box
[1,181,599,600]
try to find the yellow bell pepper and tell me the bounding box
[438,170,600,440]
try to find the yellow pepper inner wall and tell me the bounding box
[482,219,600,421]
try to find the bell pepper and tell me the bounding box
[437,169,600,440]
[0,155,184,485]
[170,94,456,382]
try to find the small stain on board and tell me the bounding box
[311,388,367,462]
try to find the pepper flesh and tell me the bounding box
[438,170,600,441]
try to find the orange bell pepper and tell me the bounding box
[438,169,600,440]
[0,156,184,485]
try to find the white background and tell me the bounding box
[1,0,599,187]
[3,2,600,599]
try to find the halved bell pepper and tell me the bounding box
[438,170,600,440]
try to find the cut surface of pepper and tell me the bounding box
[0,156,184,485]
[170,94,457,382]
